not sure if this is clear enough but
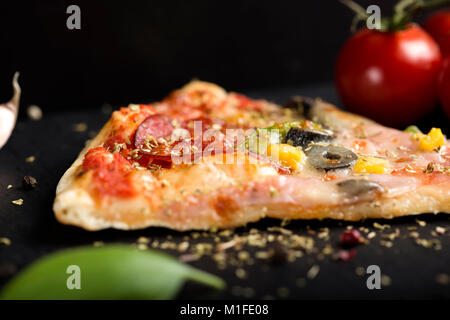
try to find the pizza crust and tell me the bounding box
[54,118,114,230]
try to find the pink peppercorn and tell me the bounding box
[337,249,357,262]
[341,229,362,245]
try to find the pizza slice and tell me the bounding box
[54,81,450,231]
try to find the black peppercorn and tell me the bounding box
[23,176,37,189]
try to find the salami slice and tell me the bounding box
[134,114,174,148]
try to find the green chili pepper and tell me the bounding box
[1,245,224,300]
[240,120,323,154]
[404,125,421,134]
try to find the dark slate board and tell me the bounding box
[0,83,449,299]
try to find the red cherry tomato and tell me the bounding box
[438,56,450,119]
[442,34,450,57]
[335,24,442,127]
[423,10,450,56]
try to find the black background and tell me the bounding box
[0,0,409,113]
[1,1,450,300]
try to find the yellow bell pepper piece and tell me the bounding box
[267,144,305,171]
[419,128,445,152]
[354,155,389,174]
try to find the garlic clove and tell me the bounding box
[0,72,21,149]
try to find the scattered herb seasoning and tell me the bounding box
[267,243,289,265]
[307,265,320,280]
[23,176,37,189]
[25,156,35,163]
[11,199,23,206]
[0,237,11,246]
[73,122,88,132]
[27,105,42,121]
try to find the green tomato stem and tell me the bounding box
[342,0,450,32]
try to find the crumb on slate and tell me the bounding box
[307,265,320,280]
[27,105,43,121]
[73,122,88,132]
[11,199,23,206]
[381,274,392,286]
[416,219,426,227]
[0,237,11,246]
[276,287,290,298]
[436,274,449,285]
[435,226,446,235]
[25,156,35,163]
[23,175,37,189]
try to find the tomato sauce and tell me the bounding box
[81,92,296,198]
[82,147,135,198]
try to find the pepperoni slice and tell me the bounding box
[134,114,174,149]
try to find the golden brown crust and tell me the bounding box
[54,119,115,230]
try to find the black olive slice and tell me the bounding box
[305,145,357,170]
[284,96,315,118]
[336,179,384,197]
[284,127,333,148]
